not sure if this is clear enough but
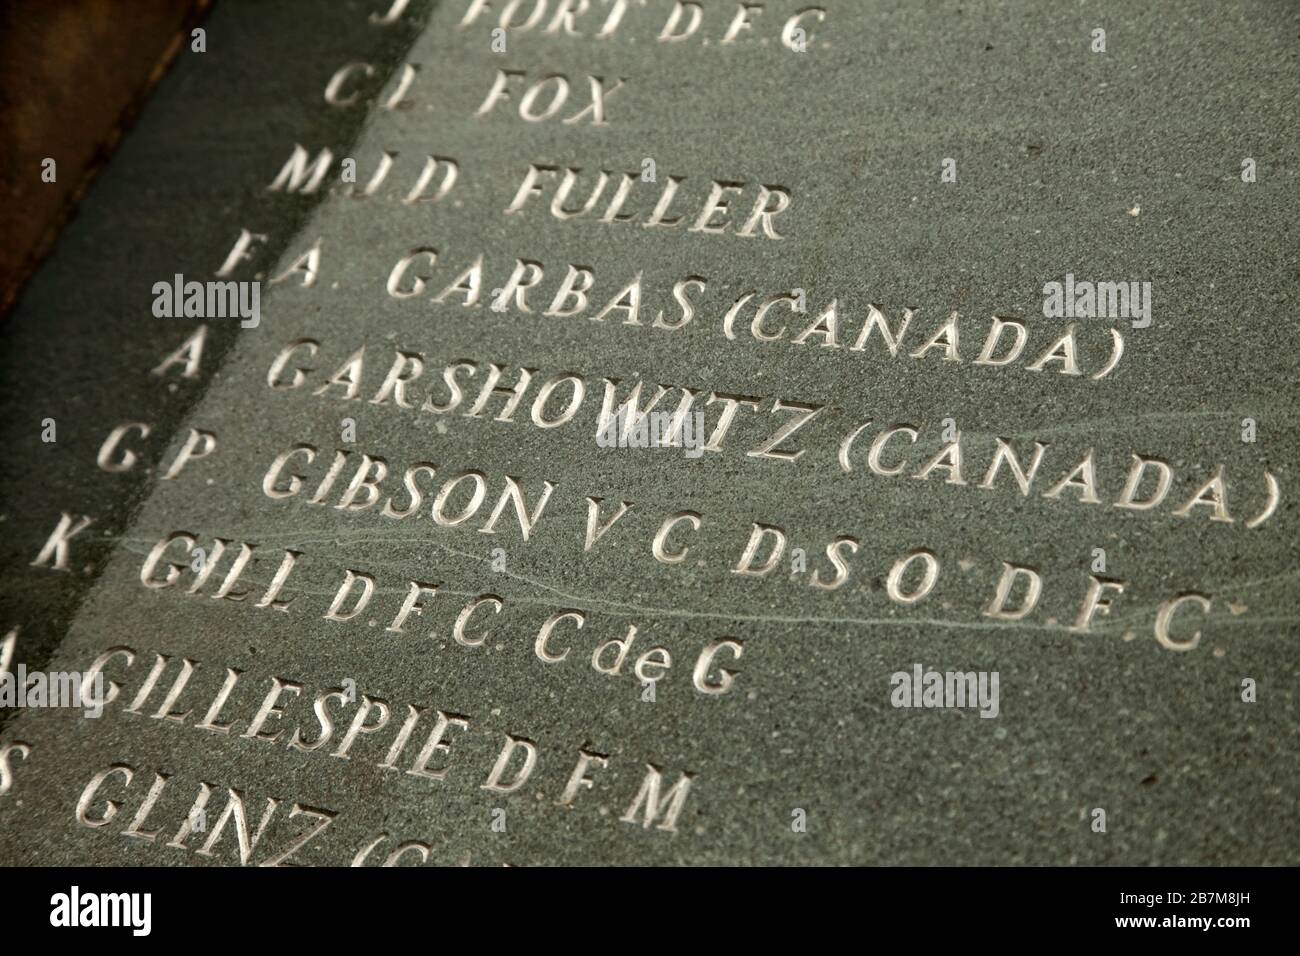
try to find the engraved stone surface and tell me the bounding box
[0,0,1297,865]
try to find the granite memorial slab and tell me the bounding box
[0,0,1296,867]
